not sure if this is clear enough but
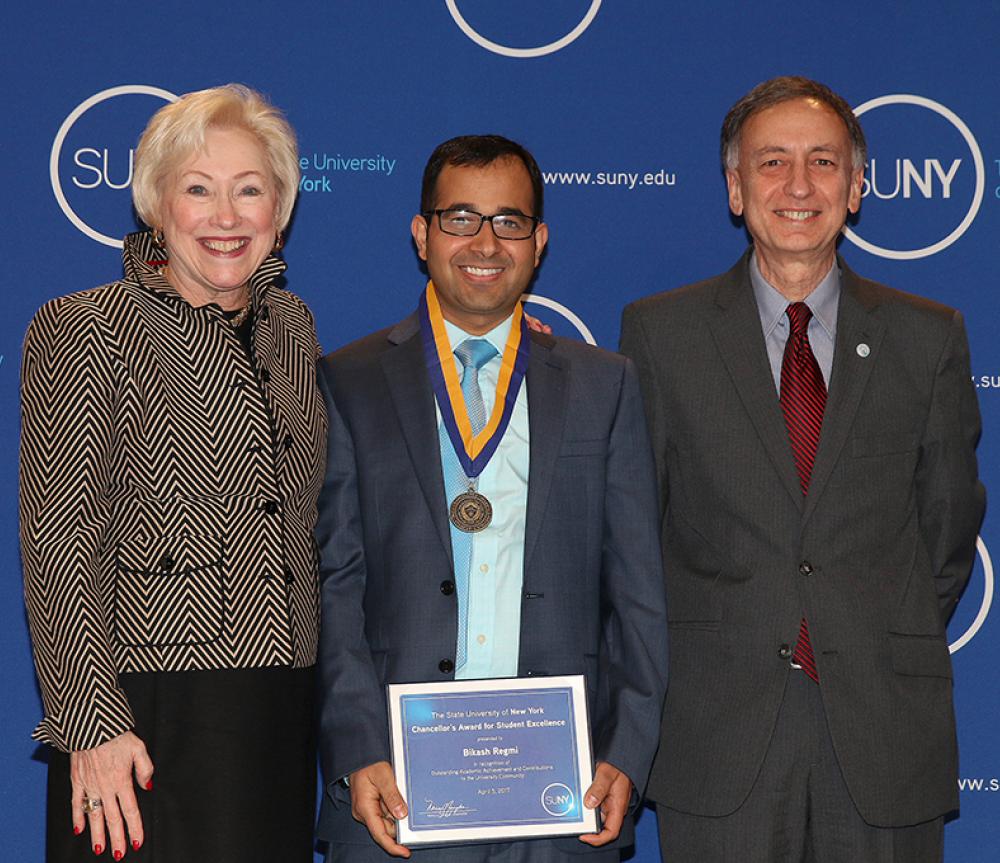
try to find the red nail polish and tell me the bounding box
[132,839,141,850]
[114,851,123,861]
[93,845,103,856]
[145,780,153,791]
[74,825,82,835]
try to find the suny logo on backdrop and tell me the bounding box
[50,85,177,248]
[843,94,985,260]
[444,0,602,58]
[948,538,993,655]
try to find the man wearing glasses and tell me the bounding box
[314,135,667,862]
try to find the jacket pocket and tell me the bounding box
[829,431,920,488]
[113,533,225,647]
[889,633,953,679]
[851,431,920,458]
[558,438,606,458]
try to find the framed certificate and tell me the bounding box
[387,675,599,846]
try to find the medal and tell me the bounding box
[449,489,493,532]
[419,281,531,535]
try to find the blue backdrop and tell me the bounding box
[3,2,998,860]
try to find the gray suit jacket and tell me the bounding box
[314,313,668,851]
[620,250,984,827]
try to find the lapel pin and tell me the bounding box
[856,343,870,358]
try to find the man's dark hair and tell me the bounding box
[720,76,867,172]
[420,135,545,220]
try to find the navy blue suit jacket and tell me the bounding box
[314,313,668,852]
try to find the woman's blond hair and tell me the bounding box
[132,84,299,231]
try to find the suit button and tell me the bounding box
[159,554,175,572]
[260,368,271,382]
[439,659,454,674]
[283,567,295,585]
[440,580,455,595]
[283,434,294,450]
[798,561,814,576]
[263,500,279,515]
[778,644,792,659]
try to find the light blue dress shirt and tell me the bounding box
[750,252,840,390]
[440,316,529,679]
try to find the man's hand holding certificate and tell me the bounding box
[384,677,621,849]
[346,676,631,856]
[348,761,411,859]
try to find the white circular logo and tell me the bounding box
[445,0,602,58]
[50,85,177,248]
[949,536,993,654]
[842,94,984,261]
[522,293,597,345]
[540,782,576,817]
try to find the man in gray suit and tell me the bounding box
[620,76,984,862]
[315,135,668,862]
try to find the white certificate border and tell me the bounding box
[388,675,597,846]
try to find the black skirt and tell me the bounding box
[46,665,317,863]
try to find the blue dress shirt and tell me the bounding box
[441,316,529,679]
[750,252,840,391]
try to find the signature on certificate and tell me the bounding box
[424,799,477,819]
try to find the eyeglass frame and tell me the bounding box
[423,208,541,240]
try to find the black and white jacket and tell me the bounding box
[20,231,327,752]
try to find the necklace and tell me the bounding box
[228,304,252,328]
[160,266,251,326]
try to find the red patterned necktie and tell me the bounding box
[780,302,825,683]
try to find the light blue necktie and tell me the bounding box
[439,338,497,671]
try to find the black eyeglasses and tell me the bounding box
[424,209,540,240]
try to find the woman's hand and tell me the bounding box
[70,731,154,858]
[523,312,552,334]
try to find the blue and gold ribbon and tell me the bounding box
[419,281,530,478]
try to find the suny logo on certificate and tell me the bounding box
[541,782,576,817]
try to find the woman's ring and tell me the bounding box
[82,797,103,814]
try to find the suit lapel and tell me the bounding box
[802,261,885,522]
[380,315,453,559]
[708,256,804,507]
[523,332,568,571]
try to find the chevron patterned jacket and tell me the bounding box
[20,231,327,752]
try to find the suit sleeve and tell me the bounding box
[915,310,985,623]
[594,356,669,793]
[315,360,392,795]
[19,298,135,752]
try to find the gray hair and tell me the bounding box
[720,76,867,172]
